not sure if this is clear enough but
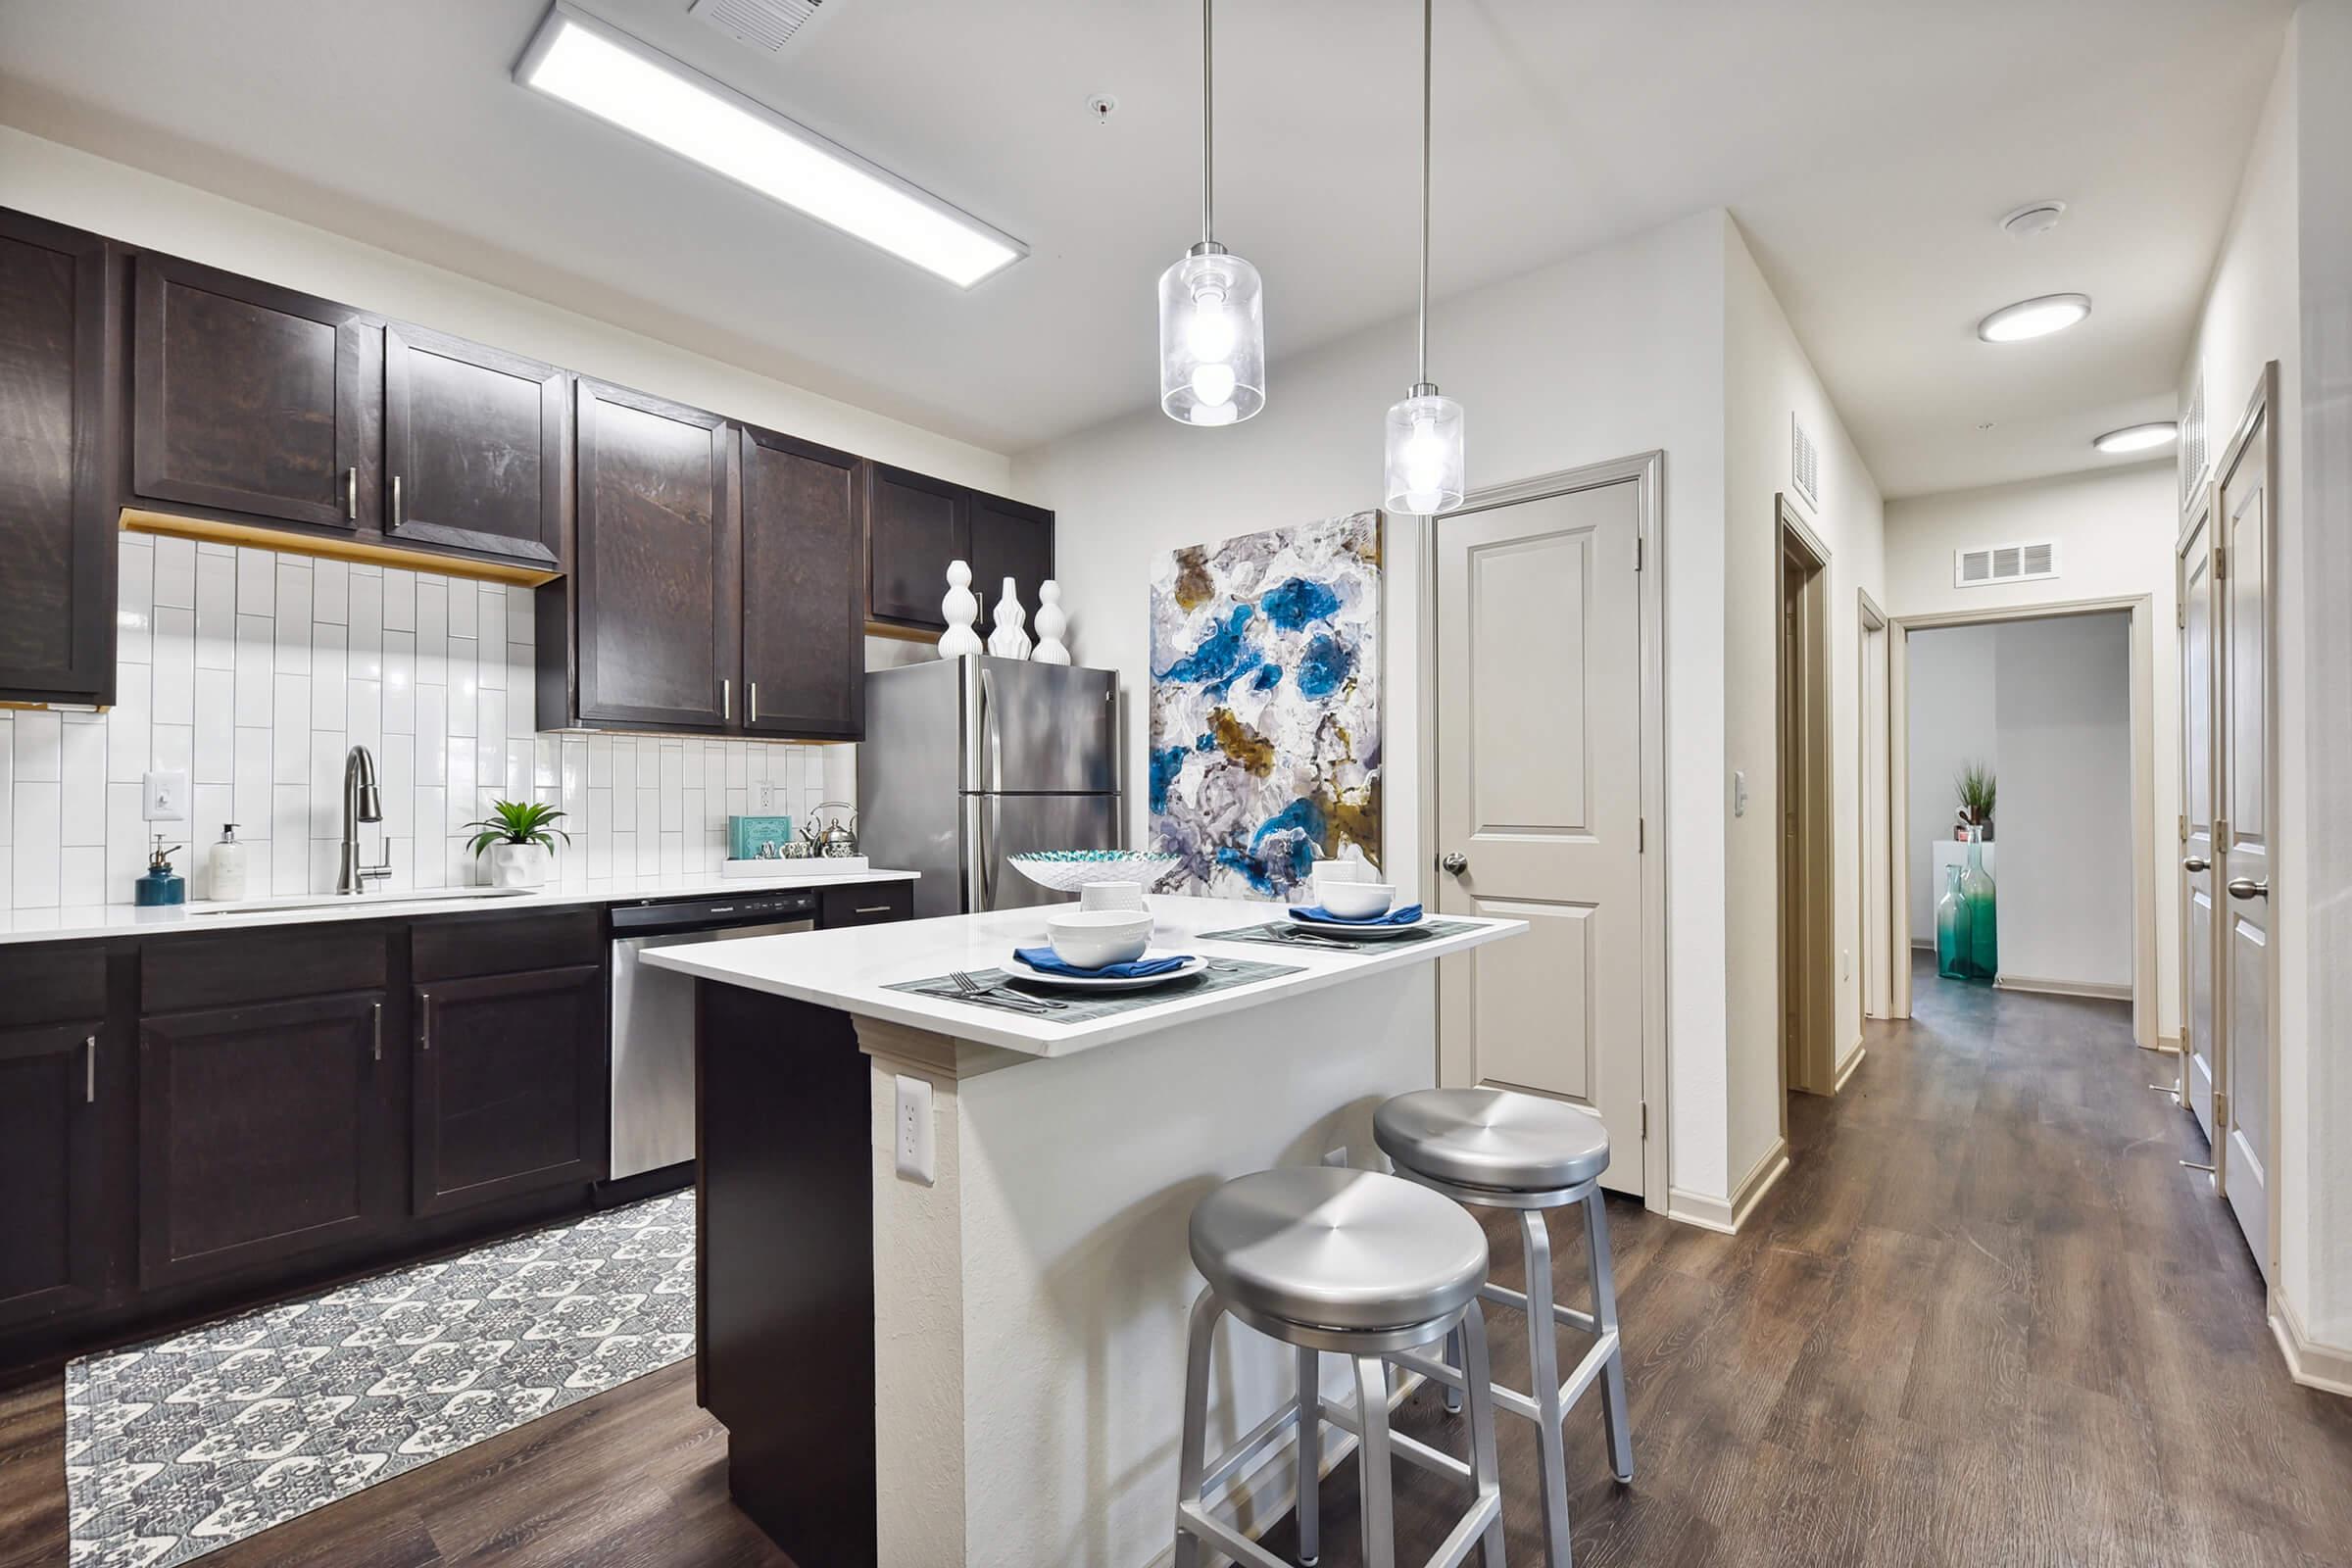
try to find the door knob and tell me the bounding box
[1441,852,1468,875]
[2181,855,2210,873]
[2226,876,2269,901]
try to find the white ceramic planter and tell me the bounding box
[485,842,547,888]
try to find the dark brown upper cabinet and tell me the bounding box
[966,488,1055,632]
[742,424,863,740]
[0,211,119,706]
[383,323,566,569]
[412,962,606,1218]
[130,252,383,535]
[865,463,966,631]
[570,377,739,731]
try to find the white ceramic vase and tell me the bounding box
[1031,580,1070,664]
[487,842,545,888]
[986,576,1031,659]
[938,559,984,659]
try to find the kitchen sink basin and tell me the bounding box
[188,886,535,916]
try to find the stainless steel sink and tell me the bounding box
[188,886,535,916]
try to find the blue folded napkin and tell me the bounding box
[1014,946,1192,979]
[1288,903,1425,926]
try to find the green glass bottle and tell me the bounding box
[1936,863,1971,980]
[1959,825,1997,980]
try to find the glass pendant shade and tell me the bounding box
[1383,390,1465,514]
[1159,249,1265,426]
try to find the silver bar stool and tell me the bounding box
[1175,1165,1507,1568]
[1374,1089,1633,1568]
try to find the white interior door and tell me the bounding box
[1434,480,1646,1195]
[2178,499,2220,1141]
[2218,400,2274,1277]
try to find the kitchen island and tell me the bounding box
[646,894,1523,1568]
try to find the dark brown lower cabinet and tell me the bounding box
[0,1021,111,1330]
[412,963,606,1217]
[137,991,398,1292]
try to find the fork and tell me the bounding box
[949,970,1068,1011]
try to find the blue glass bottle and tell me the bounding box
[1959,825,1997,980]
[1935,863,1972,980]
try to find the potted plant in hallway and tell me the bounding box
[466,800,569,888]
[1954,760,1995,842]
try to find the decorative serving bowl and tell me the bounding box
[1008,850,1182,894]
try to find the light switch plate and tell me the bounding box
[142,769,189,821]
[894,1073,935,1185]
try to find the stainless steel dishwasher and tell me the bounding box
[608,889,818,1181]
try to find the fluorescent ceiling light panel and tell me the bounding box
[1976,292,2091,343]
[2093,421,2178,454]
[515,3,1023,287]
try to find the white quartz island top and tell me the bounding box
[640,892,1526,1057]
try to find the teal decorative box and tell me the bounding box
[729,814,795,859]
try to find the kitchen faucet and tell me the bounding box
[337,744,392,895]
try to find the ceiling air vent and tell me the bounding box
[1790,415,1821,509]
[690,0,824,53]
[1953,540,2062,589]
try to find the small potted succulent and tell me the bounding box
[1953,761,1995,843]
[465,800,570,888]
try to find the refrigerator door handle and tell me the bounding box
[977,664,1004,793]
[964,794,993,911]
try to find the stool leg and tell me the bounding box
[1521,1208,1576,1568]
[1296,1347,1322,1565]
[1584,1188,1635,1484]
[1442,1325,1464,1414]
[1458,1303,1506,1568]
[1174,1287,1224,1568]
[1350,1354,1397,1568]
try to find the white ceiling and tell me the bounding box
[0,0,2291,498]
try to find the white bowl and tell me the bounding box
[1317,880,1396,920]
[1045,909,1153,968]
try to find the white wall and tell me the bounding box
[1013,208,1740,1202]
[1905,624,1999,934]
[1883,462,2179,1035]
[1721,219,1887,1189]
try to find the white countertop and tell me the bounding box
[640,894,1525,1058]
[0,867,920,946]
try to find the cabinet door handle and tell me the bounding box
[749,682,759,726]
[721,678,732,721]
[344,466,358,520]
[391,473,404,527]
[83,1036,97,1103]
[854,905,891,915]
[418,992,432,1052]
[371,1002,383,1061]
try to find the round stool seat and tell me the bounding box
[1189,1166,1487,1333]
[1375,1087,1611,1194]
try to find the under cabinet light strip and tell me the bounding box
[514,2,1024,287]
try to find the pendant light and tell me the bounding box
[1384,0,1465,514]
[1159,0,1265,426]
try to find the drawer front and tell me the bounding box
[819,882,912,929]
[0,942,109,1029]
[142,925,390,1012]
[412,907,603,982]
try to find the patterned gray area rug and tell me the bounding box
[65,1191,696,1568]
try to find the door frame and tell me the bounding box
[1415,450,1670,1211]
[1857,588,1892,1024]
[2174,480,2217,1120]
[1886,596,2160,1049]
[1776,498,1836,1105]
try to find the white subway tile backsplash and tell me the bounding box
[1,543,853,910]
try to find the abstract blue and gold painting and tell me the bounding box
[1149,513,1382,898]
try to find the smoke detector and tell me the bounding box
[2000,201,2066,239]
[690,0,824,54]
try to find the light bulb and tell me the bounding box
[1189,362,1237,407]
[1187,288,1236,362]
[1189,400,1238,427]
[1402,416,1446,491]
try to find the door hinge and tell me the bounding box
[1640,1101,1649,1140]
[2214,544,2227,580]
[2177,599,2186,630]
[1638,817,1646,853]
[2179,813,2188,844]
[1634,535,1644,572]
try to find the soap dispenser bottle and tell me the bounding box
[135,836,186,906]
[211,822,248,903]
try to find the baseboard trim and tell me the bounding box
[2153,1031,2182,1055]
[1993,973,2132,1002]
[1666,1138,1789,1235]
[1834,1044,1868,1093]
[2271,1292,2352,1398]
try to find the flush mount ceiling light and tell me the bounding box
[1382,0,1465,515]
[1158,0,1266,426]
[1976,292,2091,343]
[514,2,1023,287]
[2093,420,2179,454]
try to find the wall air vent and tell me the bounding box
[691,0,824,53]
[1790,415,1821,509]
[1954,540,2062,589]
[2180,372,2208,511]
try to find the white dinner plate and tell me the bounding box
[1286,910,1431,940]
[1004,951,1210,992]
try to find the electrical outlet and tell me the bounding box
[1733,769,1749,817]
[894,1074,935,1185]
[142,769,189,821]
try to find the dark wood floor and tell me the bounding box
[5,960,2348,1566]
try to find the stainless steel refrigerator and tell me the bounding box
[859,657,1121,918]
